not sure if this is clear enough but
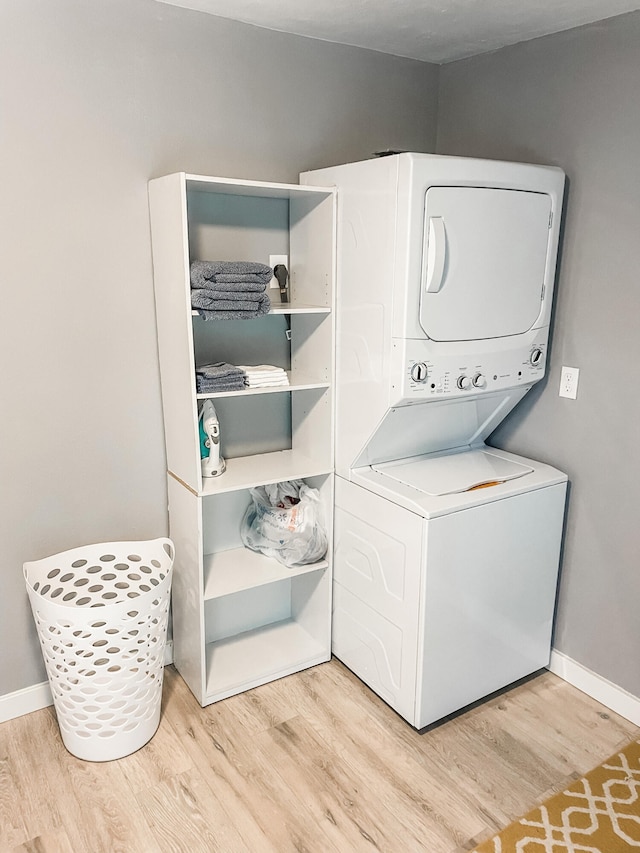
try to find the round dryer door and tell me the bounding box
[419,186,552,342]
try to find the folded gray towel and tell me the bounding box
[191,289,267,309]
[196,362,245,380]
[193,278,267,292]
[190,260,272,291]
[193,291,271,320]
[196,306,271,320]
[214,274,272,285]
[196,376,246,393]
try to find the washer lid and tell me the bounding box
[371,449,534,496]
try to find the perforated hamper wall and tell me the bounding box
[24,538,174,762]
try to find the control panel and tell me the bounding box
[392,337,548,403]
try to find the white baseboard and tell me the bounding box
[549,649,640,726]
[0,680,53,724]
[0,641,174,725]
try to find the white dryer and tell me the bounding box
[302,153,567,729]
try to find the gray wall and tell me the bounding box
[437,13,640,696]
[0,0,438,696]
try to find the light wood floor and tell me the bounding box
[1,660,638,853]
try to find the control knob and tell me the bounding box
[457,375,471,390]
[410,362,428,382]
[472,373,486,388]
[530,348,544,366]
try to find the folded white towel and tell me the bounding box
[245,377,290,388]
[245,374,288,382]
[238,364,287,376]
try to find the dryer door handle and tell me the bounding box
[424,216,447,293]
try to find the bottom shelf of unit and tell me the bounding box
[204,618,329,704]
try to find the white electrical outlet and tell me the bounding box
[559,366,580,399]
[269,254,289,289]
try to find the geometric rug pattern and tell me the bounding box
[473,738,640,852]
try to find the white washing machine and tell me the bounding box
[302,153,567,729]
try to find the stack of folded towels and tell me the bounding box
[190,260,272,320]
[195,362,246,394]
[238,365,290,389]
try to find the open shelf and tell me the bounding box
[269,303,331,315]
[204,618,328,701]
[192,303,330,317]
[195,449,331,496]
[185,174,335,200]
[203,548,328,600]
[195,373,329,400]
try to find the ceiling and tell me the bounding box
[156,0,640,63]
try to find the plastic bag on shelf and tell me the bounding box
[240,479,328,567]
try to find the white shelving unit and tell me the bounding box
[148,172,336,706]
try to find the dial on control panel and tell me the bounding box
[457,375,471,390]
[530,348,544,366]
[411,362,428,382]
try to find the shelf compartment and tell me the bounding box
[203,548,328,600]
[204,618,329,702]
[195,449,331,496]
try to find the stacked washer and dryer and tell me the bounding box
[302,153,567,729]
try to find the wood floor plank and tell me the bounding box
[281,663,490,847]
[10,827,75,853]
[218,675,300,736]
[115,705,193,794]
[135,767,249,852]
[198,708,348,853]
[2,709,75,849]
[0,744,28,850]
[162,668,287,852]
[482,673,638,772]
[52,745,162,853]
[258,712,457,852]
[411,716,558,828]
[2,706,160,853]
[166,666,348,852]
[194,707,346,852]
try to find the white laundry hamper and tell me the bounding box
[23,537,174,762]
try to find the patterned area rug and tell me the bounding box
[474,738,640,852]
